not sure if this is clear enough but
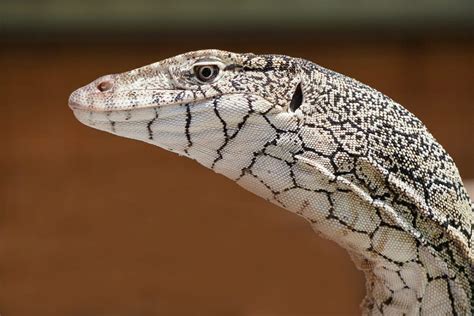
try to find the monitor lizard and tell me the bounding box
[69,49,473,315]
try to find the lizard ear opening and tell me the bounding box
[289,83,303,112]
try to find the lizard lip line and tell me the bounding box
[68,95,225,112]
[68,100,187,112]
[68,100,88,111]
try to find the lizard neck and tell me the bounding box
[185,101,471,315]
[227,159,470,315]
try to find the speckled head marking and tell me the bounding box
[70,49,473,315]
[69,50,301,111]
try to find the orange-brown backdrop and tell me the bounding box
[1,35,473,315]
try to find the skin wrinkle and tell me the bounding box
[69,49,473,316]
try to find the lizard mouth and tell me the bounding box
[68,87,206,112]
[68,72,221,113]
[71,105,160,124]
[68,99,87,111]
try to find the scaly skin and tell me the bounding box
[69,50,473,315]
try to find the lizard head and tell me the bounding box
[69,49,306,172]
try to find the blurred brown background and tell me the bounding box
[1,1,473,315]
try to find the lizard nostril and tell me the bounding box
[97,80,113,92]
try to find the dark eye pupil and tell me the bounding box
[195,65,219,82]
[200,67,213,78]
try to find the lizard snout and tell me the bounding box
[68,74,118,111]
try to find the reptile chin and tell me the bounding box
[70,98,191,145]
[71,106,159,123]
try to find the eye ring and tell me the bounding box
[194,64,220,83]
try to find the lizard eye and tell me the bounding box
[194,64,220,83]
